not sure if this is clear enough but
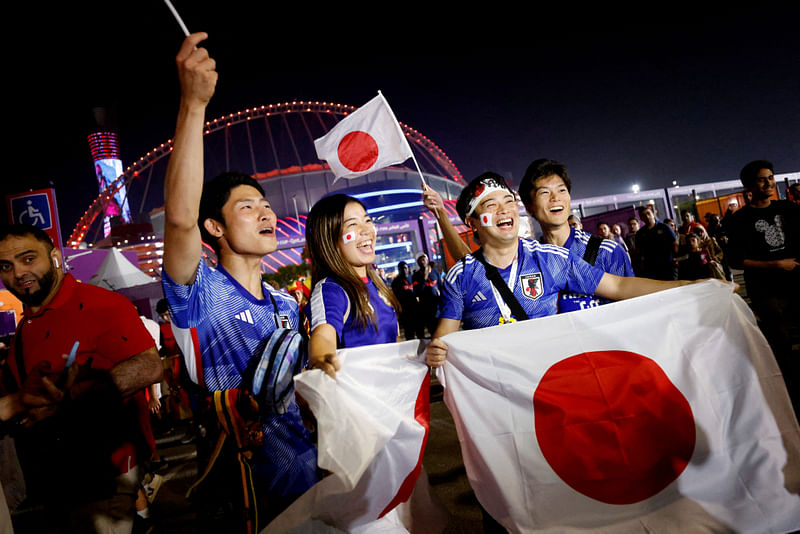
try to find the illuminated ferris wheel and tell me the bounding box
[70,100,465,249]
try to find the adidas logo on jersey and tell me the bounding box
[471,291,488,303]
[234,309,255,324]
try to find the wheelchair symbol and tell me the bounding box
[19,200,46,226]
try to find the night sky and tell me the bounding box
[5,3,799,240]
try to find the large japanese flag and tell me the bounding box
[263,340,430,534]
[314,92,413,180]
[439,280,800,533]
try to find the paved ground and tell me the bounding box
[9,271,765,533]
[147,376,484,533]
[11,375,485,533]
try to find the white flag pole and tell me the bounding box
[163,0,191,37]
[376,92,441,234]
[292,196,301,234]
[377,91,427,189]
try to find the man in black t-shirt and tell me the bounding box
[635,205,679,280]
[727,160,800,411]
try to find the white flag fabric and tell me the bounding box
[439,280,800,533]
[314,93,413,180]
[263,340,430,534]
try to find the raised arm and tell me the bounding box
[163,32,218,285]
[423,185,470,262]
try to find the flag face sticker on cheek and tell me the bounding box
[481,212,493,226]
[342,231,356,244]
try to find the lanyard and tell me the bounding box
[488,255,518,323]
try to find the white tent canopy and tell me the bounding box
[88,248,155,290]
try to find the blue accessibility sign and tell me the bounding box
[10,193,52,230]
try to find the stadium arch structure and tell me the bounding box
[70,101,468,276]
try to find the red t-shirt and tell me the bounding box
[9,274,156,474]
[10,274,155,384]
[159,321,179,356]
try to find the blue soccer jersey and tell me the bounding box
[307,276,398,348]
[162,261,299,391]
[439,238,606,330]
[162,261,318,499]
[558,227,635,313]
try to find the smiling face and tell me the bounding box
[528,174,571,230]
[468,188,519,247]
[207,185,277,259]
[337,201,376,276]
[750,168,776,201]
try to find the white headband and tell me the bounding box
[466,179,512,217]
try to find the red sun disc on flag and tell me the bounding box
[533,350,695,505]
[338,131,379,172]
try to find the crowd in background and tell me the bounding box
[0,28,797,534]
[581,203,741,283]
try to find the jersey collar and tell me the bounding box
[563,226,578,250]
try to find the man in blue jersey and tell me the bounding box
[425,172,695,367]
[160,33,318,525]
[517,159,635,313]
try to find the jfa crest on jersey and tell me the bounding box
[521,273,543,300]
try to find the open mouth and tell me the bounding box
[549,206,565,213]
[16,277,37,292]
[357,239,374,252]
[259,227,274,236]
[496,217,514,229]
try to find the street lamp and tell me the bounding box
[632,184,640,194]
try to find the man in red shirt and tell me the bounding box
[0,224,162,533]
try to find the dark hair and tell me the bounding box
[597,221,610,229]
[0,224,55,251]
[156,298,169,315]
[739,160,773,189]
[518,159,572,210]
[789,183,800,200]
[455,172,514,222]
[628,217,640,225]
[198,172,265,252]
[637,205,655,217]
[306,194,400,331]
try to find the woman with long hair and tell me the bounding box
[304,193,450,533]
[304,194,401,376]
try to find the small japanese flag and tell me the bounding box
[314,92,413,180]
[480,213,493,227]
[342,231,356,244]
